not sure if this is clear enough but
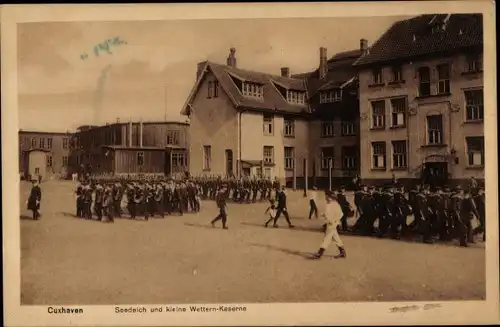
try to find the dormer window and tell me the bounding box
[286,90,306,105]
[242,82,263,99]
[372,68,383,84]
[391,66,403,82]
[319,89,342,104]
[466,54,483,73]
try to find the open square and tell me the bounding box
[20,181,486,305]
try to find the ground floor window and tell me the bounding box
[172,151,188,167]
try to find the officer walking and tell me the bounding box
[211,185,229,229]
[270,186,294,228]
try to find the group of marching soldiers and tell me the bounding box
[342,183,486,247]
[74,179,202,222]
[73,176,281,222]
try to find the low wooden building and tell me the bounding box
[69,121,189,177]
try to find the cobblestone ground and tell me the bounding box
[20,181,485,305]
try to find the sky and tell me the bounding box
[17,16,408,132]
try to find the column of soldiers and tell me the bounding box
[73,175,281,221]
[347,183,485,247]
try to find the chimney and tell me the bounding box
[360,39,369,54]
[196,62,205,80]
[319,47,327,79]
[226,47,237,68]
[280,67,290,78]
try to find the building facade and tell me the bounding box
[182,50,311,185]
[18,130,72,180]
[182,45,365,187]
[69,121,189,176]
[353,14,484,186]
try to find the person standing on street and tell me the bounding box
[27,179,42,220]
[272,186,295,228]
[312,191,347,260]
[211,185,229,229]
[308,186,319,220]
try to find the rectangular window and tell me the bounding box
[286,91,306,105]
[341,146,357,169]
[321,121,334,137]
[341,122,355,136]
[40,138,45,149]
[46,155,53,167]
[62,156,69,166]
[437,64,450,94]
[427,115,444,145]
[263,114,273,135]
[166,131,180,145]
[284,119,295,137]
[392,140,408,168]
[47,138,53,149]
[203,145,211,170]
[371,100,386,129]
[418,67,431,96]
[172,152,188,167]
[372,68,383,84]
[284,147,294,169]
[31,137,36,148]
[466,136,484,166]
[466,54,483,72]
[242,82,263,99]
[263,146,274,164]
[391,98,406,127]
[320,147,334,169]
[391,66,403,82]
[372,142,386,169]
[465,89,484,121]
[207,81,213,98]
[213,81,219,98]
[137,151,144,166]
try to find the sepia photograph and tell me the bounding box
[2,2,499,326]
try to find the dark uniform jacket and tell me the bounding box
[27,185,42,211]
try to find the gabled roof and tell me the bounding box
[353,14,483,67]
[181,61,310,116]
[295,48,362,97]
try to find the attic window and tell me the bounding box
[242,82,263,99]
[286,90,306,105]
[320,89,342,104]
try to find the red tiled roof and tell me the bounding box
[353,14,483,67]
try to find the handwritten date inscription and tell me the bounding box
[80,37,126,60]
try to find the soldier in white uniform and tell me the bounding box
[312,191,347,259]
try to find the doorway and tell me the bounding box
[225,149,233,176]
[422,162,448,187]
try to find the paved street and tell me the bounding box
[20,181,485,305]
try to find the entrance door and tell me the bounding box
[423,162,448,187]
[225,149,233,176]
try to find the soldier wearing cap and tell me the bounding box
[336,186,353,232]
[75,181,84,218]
[153,183,165,218]
[211,184,229,229]
[112,182,123,218]
[447,186,463,245]
[103,185,114,223]
[27,178,42,220]
[473,186,485,242]
[94,183,104,220]
[83,183,93,220]
[459,187,480,246]
[271,186,294,228]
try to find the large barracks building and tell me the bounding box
[182,13,484,187]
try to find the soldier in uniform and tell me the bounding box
[390,186,409,239]
[27,179,42,220]
[112,182,123,218]
[75,182,84,217]
[83,184,93,220]
[103,186,114,223]
[448,186,463,245]
[473,186,485,242]
[336,186,353,232]
[154,184,165,218]
[94,183,104,221]
[211,185,229,229]
[459,188,480,246]
[270,186,295,228]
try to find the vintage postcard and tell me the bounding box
[2,2,499,326]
